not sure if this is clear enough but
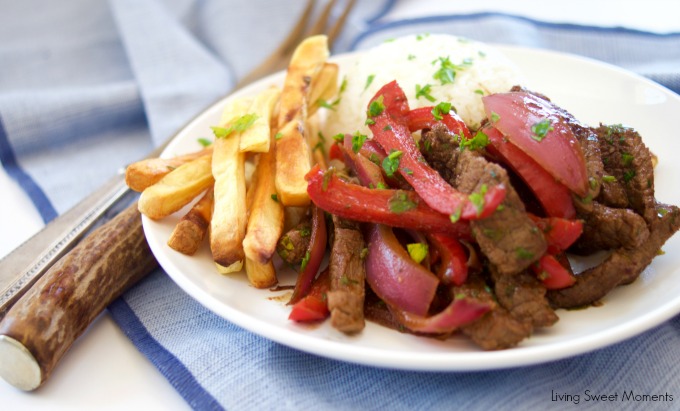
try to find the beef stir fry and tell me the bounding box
[282,80,679,350]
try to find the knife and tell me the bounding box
[0,199,158,390]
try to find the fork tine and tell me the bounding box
[324,0,357,48]
[235,0,316,88]
[235,0,354,89]
[306,0,337,37]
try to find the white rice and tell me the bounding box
[322,34,524,137]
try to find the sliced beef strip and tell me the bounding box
[419,123,461,186]
[549,203,680,308]
[455,272,532,350]
[327,216,366,334]
[276,220,311,264]
[490,267,558,329]
[455,149,547,275]
[421,124,547,275]
[595,124,656,224]
[570,201,650,254]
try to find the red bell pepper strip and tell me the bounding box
[531,253,576,290]
[365,224,440,316]
[289,268,330,322]
[328,142,343,161]
[406,106,472,139]
[388,295,492,334]
[484,125,576,219]
[528,214,583,254]
[305,165,472,239]
[427,233,468,286]
[288,205,327,305]
[367,81,505,220]
[482,91,589,197]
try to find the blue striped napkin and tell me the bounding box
[2,1,680,409]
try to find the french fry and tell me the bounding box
[244,257,277,289]
[167,187,214,255]
[308,62,339,117]
[243,131,285,265]
[126,148,212,192]
[210,98,251,268]
[275,35,329,206]
[138,154,214,220]
[239,87,281,153]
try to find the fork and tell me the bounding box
[0,0,357,319]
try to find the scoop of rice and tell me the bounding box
[322,34,524,137]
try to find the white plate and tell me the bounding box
[142,46,680,371]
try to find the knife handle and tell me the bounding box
[0,202,157,391]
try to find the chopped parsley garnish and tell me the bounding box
[275,132,284,140]
[402,167,413,175]
[621,152,634,167]
[415,84,436,102]
[515,247,535,260]
[623,169,636,182]
[367,95,385,118]
[364,74,375,91]
[474,89,485,95]
[270,194,279,202]
[197,137,212,147]
[432,56,472,85]
[490,112,500,123]
[416,33,430,41]
[388,191,417,213]
[300,250,311,271]
[431,102,452,121]
[407,243,429,264]
[316,98,340,110]
[602,175,617,183]
[530,118,554,142]
[460,130,489,151]
[351,132,367,153]
[322,169,334,191]
[382,150,403,177]
[211,113,259,138]
[450,207,462,223]
[299,225,311,238]
[407,54,416,61]
[332,133,345,143]
[468,184,488,215]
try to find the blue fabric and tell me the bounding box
[3,1,680,410]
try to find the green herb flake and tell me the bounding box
[474,89,485,95]
[316,98,340,110]
[416,33,430,41]
[383,124,392,131]
[340,276,360,286]
[623,169,636,182]
[450,207,462,223]
[367,95,385,118]
[322,169,334,191]
[490,112,500,123]
[332,133,345,143]
[388,191,417,214]
[515,247,535,260]
[275,132,284,140]
[468,184,488,215]
[197,137,212,147]
[415,84,436,102]
[407,243,429,264]
[530,118,554,142]
[382,150,403,177]
[364,74,375,92]
[351,132,368,153]
[211,113,259,138]
[432,56,471,85]
[299,225,311,238]
[460,130,489,151]
[300,250,311,271]
[270,194,279,203]
[402,167,414,175]
[407,54,416,61]
[621,153,634,167]
[360,247,369,260]
[431,102,452,121]
[376,182,387,189]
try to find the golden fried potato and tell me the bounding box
[275,35,329,206]
[126,148,212,192]
[308,62,339,117]
[167,187,214,255]
[244,257,277,289]
[210,98,251,268]
[243,131,284,265]
[138,154,214,220]
[239,87,281,153]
